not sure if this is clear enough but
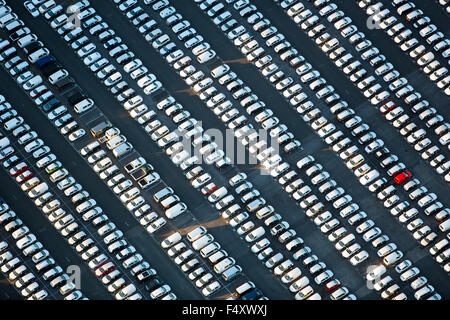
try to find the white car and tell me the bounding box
[147,217,166,233]
[201,281,220,297]
[197,50,216,64]
[68,129,85,142]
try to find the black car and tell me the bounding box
[145,278,162,292]
[23,41,43,55]
[55,77,75,92]
[66,90,85,105]
[42,62,62,77]
[42,98,60,113]
[9,27,30,42]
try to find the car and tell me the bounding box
[264,252,283,269]
[410,276,428,291]
[248,236,271,255]
[67,128,85,142]
[201,281,221,297]
[24,1,40,17]
[383,250,404,267]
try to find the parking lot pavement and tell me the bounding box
[0,70,202,300]
[248,0,449,185]
[5,0,292,299]
[405,0,450,33]
[0,197,87,300]
[180,0,447,262]
[0,183,109,300]
[240,166,380,299]
[178,0,446,191]
[1,0,449,301]
[0,281,21,300]
[333,0,449,117]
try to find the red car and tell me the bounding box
[16,170,33,184]
[95,262,115,278]
[9,162,28,176]
[325,279,341,292]
[379,101,396,114]
[29,86,48,99]
[394,171,412,184]
[201,182,217,196]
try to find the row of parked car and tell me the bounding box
[149,0,418,300]
[355,2,450,169]
[271,0,450,246]
[435,0,450,14]
[113,0,341,295]
[389,0,450,81]
[0,96,158,300]
[228,171,358,300]
[198,0,447,296]
[285,0,450,245]
[353,1,450,166]
[83,133,244,299]
[44,0,233,178]
[194,170,325,300]
[110,2,242,171]
[0,198,86,300]
[5,0,316,300]
[81,113,253,298]
[105,5,311,248]
[219,0,438,239]
[333,0,450,133]
[110,0,300,207]
[92,125,260,298]
[32,0,259,300]
[0,34,92,143]
[279,0,450,228]
[30,0,192,225]
[51,0,231,218]
[31,2,252,302]
[114,0,293,175]
[141,0,301,157]
[0,4,182,300]
[16,0,446,298]
[274,0,449,294]
[259,0,450,281]
[392,0,449,59]
[159,228,253,298]
[275,0,450,180]
[146,0,218,64]
[165,0,450,296]
[296,154,444,299]
[116,0,346,299]
[199,0,391,193]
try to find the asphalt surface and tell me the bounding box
[2,0,294,300]
[0,0,448,300]
[172,0,450,298]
